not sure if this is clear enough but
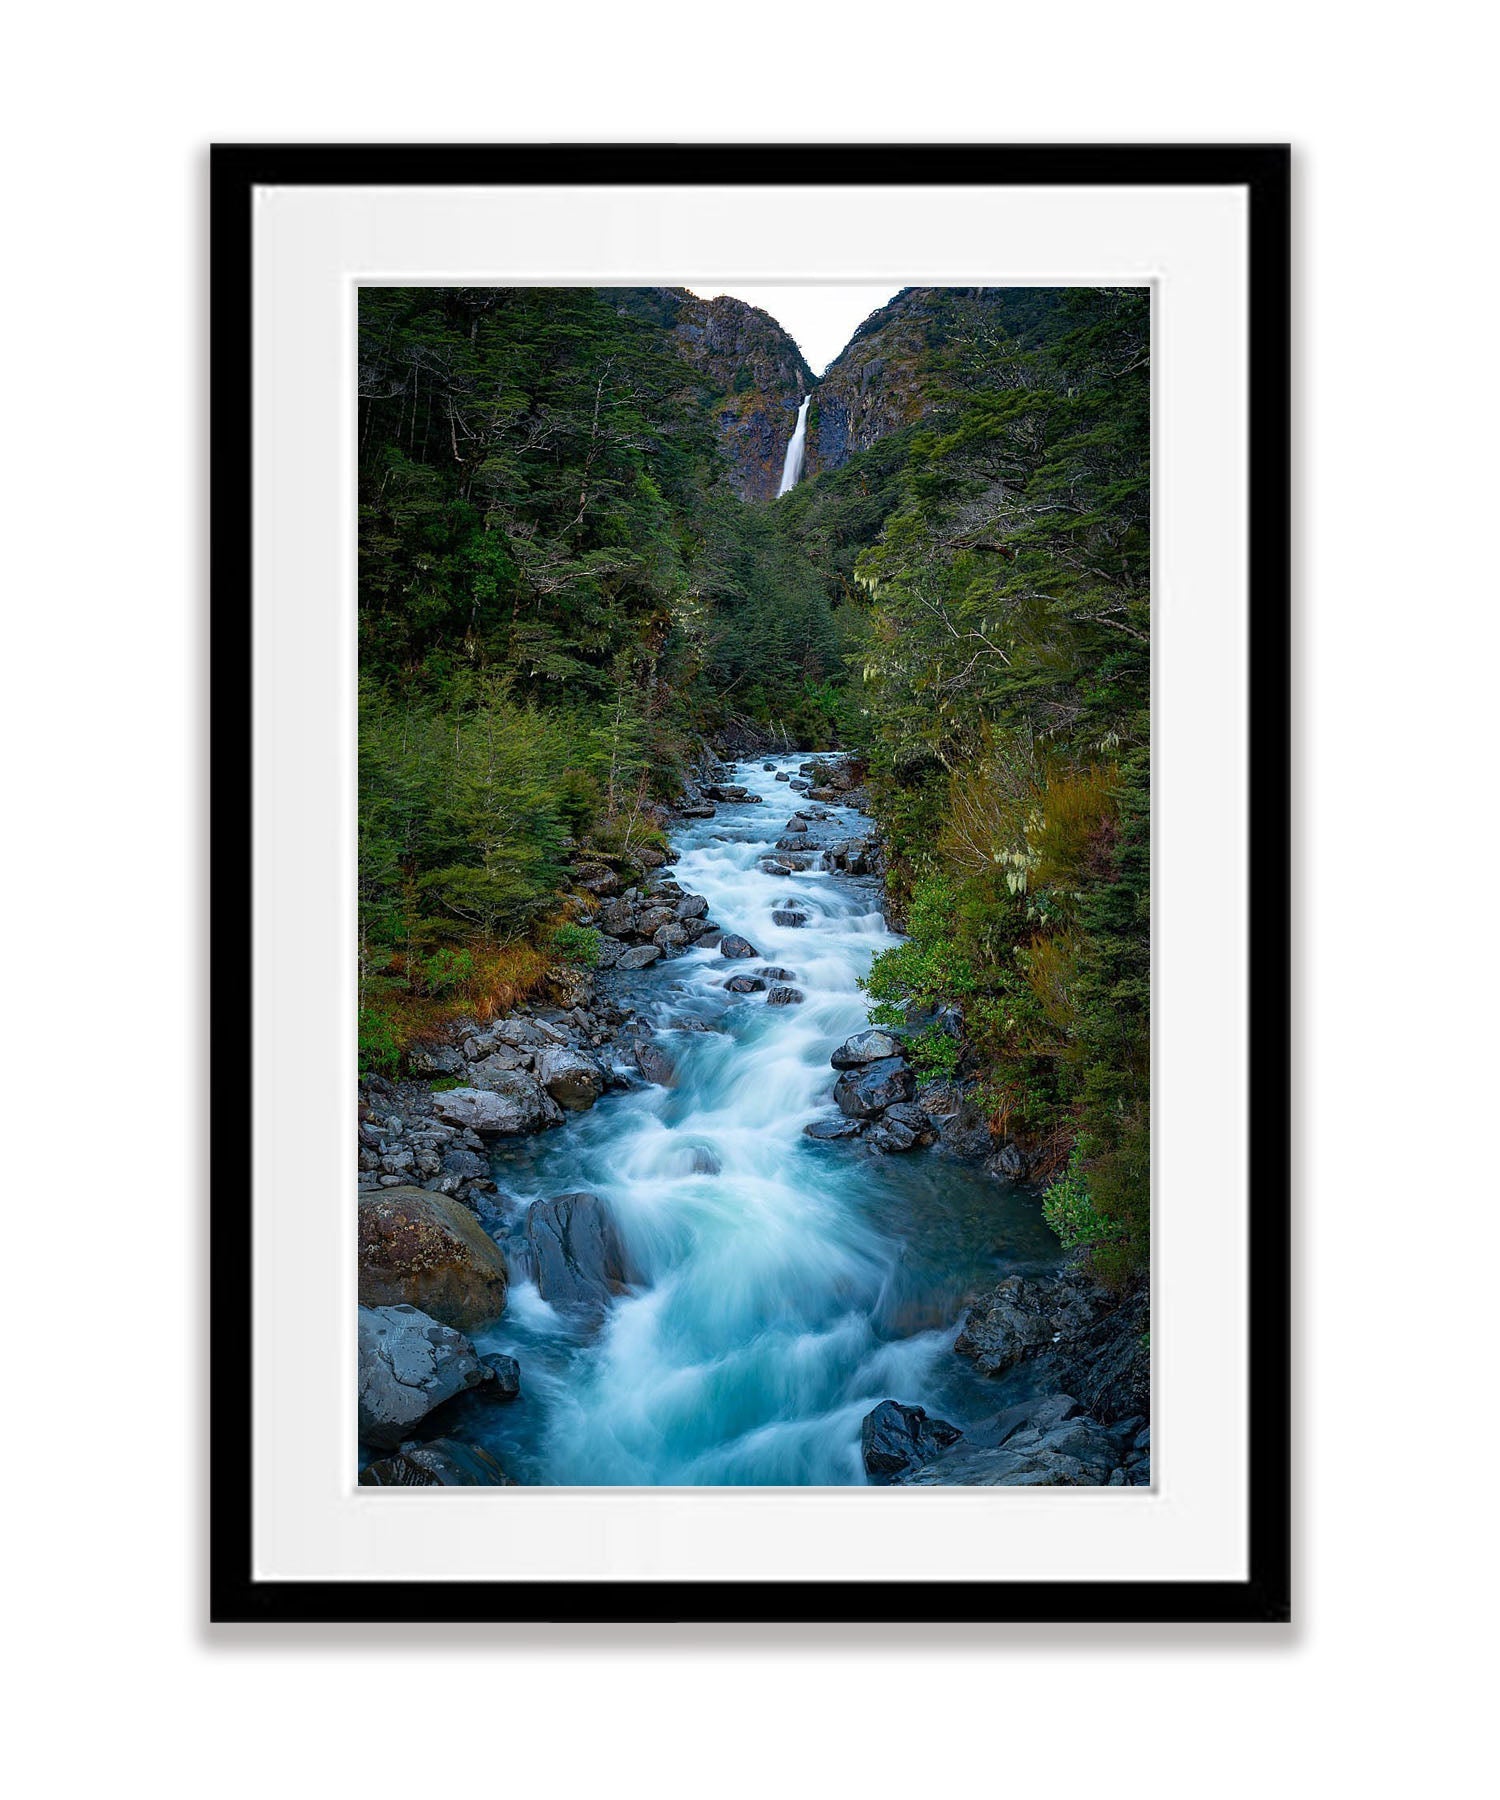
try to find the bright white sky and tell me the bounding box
[689,285,902,377]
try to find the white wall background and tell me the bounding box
[4,4,1493,1795]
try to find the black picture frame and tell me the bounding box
[210,143,1290,1626]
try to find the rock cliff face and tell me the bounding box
[805,287,1068,480]
[616,288,813,502]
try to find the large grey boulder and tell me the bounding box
[633,1039,677,1087]
[831,1028,904,1069]
[719,934,760,959]
[904,1396,1136,1487]
[357,1304,488,1449]
[833,1057,916,1119]
[432,1077,561,1137]
[526,1192,637,1319]
[358,1185,510,1329]
[535,1044,605,1112]
[615,943,662,971]
[861,1401,964,1482]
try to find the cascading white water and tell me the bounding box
[467,758,1060,1485]
[777,396,810,496]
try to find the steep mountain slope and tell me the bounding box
[806,287,1069,479]
[615,289,813,501]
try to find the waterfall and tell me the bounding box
[777,396,810,496]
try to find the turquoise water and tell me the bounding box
[467,756,1060,1485]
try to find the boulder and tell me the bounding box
[358,1186,510,1329]
[804,1116,864,1141]
[760,859,794,877]
[357,1304,488,1449]
[953,1273,1099,1379]
[782,818,808,833]
[860,1401,964,1482]
[833,1057,917,1119]
[867,1101,938,1152]
[758,966,795,981]
[766,986,804,1005]
[774,771,790,782]
[719,933,760,960]
[615,943,663,971]
[432,1075,561,1137]
[904,1396,1132,1487]
[407,1043,466,1077]
[633,1039,677,1086]
[831,1028,904,1069]
[725,974,765,994]
[653,922,692,954]
[526,1192,636,1318]
[674,893,709,920]
[359,1438,514,1485]
[771,908,807,928]
[479,1352,521,1401]
[987,1141,1030,1180]
[536,1045,606,1112]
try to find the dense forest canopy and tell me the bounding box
[358,284,1150,1282]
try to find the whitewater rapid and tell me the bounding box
[471,756,1058,1485]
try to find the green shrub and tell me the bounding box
[1042,1149,1111,1250]
[550,921,602,967]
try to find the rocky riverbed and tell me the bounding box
[355,749,1149,1487]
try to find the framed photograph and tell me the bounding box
[211,143,1289,1623]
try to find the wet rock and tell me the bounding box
[653,922,692,954]
[719,933,760,959]
[805,1116,864,1141]
[766,985,804,1005]
[771,907,807,928]
[357,1304,488,1449]
[860,1401,964,1482]
[987,1141,1030,1180]
[434,1073,561,1136]
[954,1273,1099,1379]
[760,858,794,876]
[867,1101,937,1152]
[479,1352,521,1401]
[904,1395,1133,1487]
[358,1186,510,1330]
[615,943,663,971]
[782,817,808,833]
[697,928,723,949]
[674,893,709,920]
[360,1438,514,1485]
[774,771,790,782]
[633,1039,678,1086]
[724,974,764,994]
[440,1147,490,1183]
[526,1192,637,1318]
[774,836,809,852]
[758,966,795,981]
[834,1057,916,1120]
[830,1028,904,1069]
[536,1045,606,1112]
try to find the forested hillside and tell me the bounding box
[358,283,1149,1283]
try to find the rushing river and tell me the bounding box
[467,755,1061,1484]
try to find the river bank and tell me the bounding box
[356,750,1149,1487]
